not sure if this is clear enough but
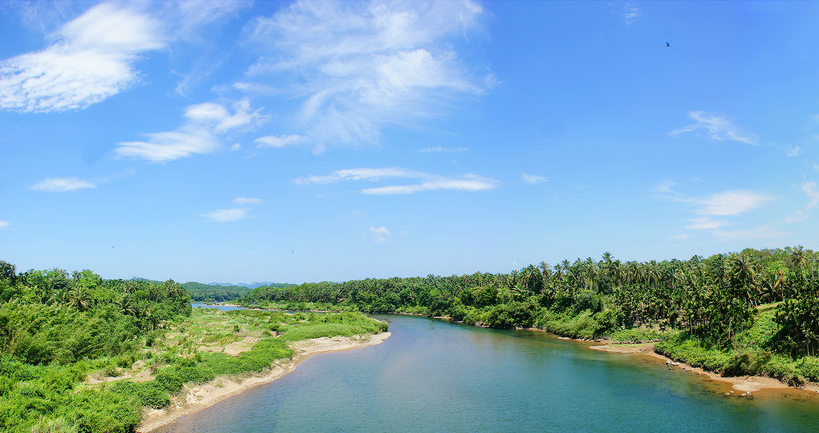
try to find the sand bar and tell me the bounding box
[590,342,819,395]
[136,332,390,433]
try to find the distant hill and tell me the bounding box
[129,277,294,302]
[206,282,289,289]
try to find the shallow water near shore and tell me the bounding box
[155,314,819,433]
[190,302,246,311]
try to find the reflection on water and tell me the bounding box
[156,315,819,433]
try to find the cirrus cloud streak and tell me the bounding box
[696,190,773,216]
[296,167,497,195]
[669,111,757,145]
[201,208,249,222]
[31,176,97,192]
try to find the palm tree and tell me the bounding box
[539,261,551,280]
[791,245,807,281]
[69,284,91,311]
[730,254,759,305]
[611,260,624,291]
[115,294,136,316]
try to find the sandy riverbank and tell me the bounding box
[589,342,819,395]
[136,332,390,433]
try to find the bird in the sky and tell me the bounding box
[666,42,671,47]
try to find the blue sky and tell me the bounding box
[1,1,817,283]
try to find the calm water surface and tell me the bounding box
[157,314,819,433]
[190,302,245,311]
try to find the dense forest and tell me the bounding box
[241,247,819,384]
[120,280,292,304]
[181,282,256,303]
[0,263,191,432]
[0,261,384,433]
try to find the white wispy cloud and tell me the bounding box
[696,190,773,216]
[30,176,96,192]
[420,146,467,153]
[255,134,306,149]
[295,167,421,185]
[165,1,252,96]
[201,208,249,222]
[369,226,391,243]
[163,1,250,42]
[203,193,263,222]
[655,178,676,194]
[243,0,487,151]
[233,197,264,205]
[784,181,819,223]
[0,3,164,113]
[29,169,135,192]
[522,174,548,185]
[622,3,641,25]
[0,220,9,228]
[804,181,819,209]
[786,145,802,157]
[669,111,757,145]
[115,99,265,162]
[7,1,81,34]
[184,98,265,133]
[656,179,776,238]
[370,226,390,235]
[362,175,496,195]
[686,217,727,230]
[295,167,498,195]
[116,125,221,162]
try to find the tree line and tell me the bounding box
[0,262,190,366]
[243,247,819,360]
[182,281,294,303]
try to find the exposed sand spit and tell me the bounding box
[591,342,819,395]
[136,332,390,433]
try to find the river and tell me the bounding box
[190,302,246,311]
[156,314,819,433]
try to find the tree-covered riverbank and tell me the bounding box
[0,262,386,433]
[240,247,819,386]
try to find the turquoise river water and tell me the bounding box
[156,314,819,433]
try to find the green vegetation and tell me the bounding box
[0,261,385,433]
[2,246,816,431]
[242,247,819,384]
[182,282,293,303]
[656,302,819,384]
[182,282,255,303]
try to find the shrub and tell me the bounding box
[110,381,169,409]
[29,417,78,433]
